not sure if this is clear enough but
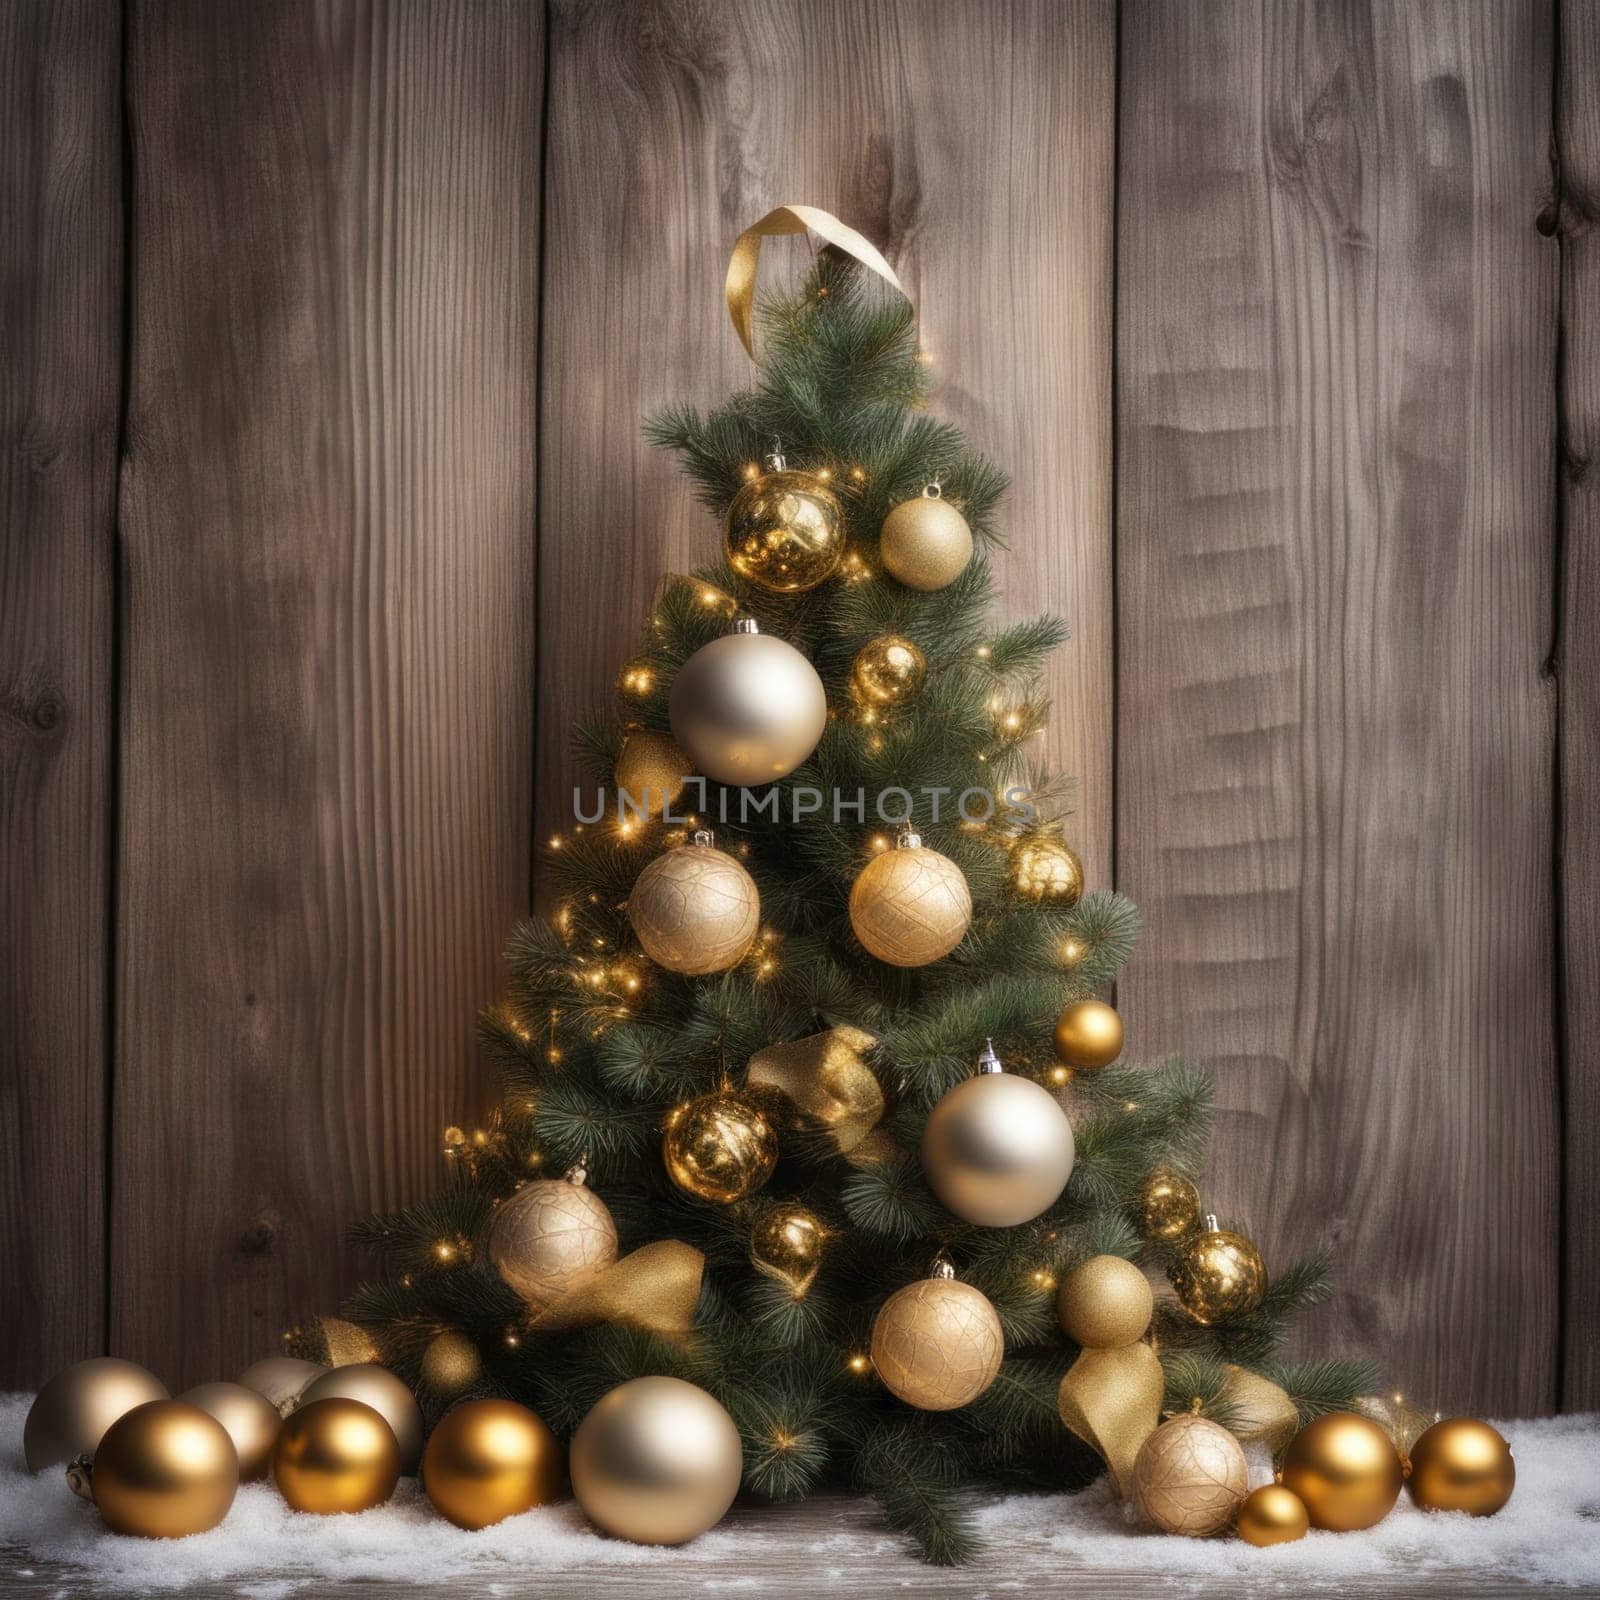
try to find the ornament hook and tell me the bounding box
[894,819,922,850]
[731,615,761,635]
[767,436,786,472]
[929,1250,957,1280]
[977,1037,1003,1075]
[691,827,716,848]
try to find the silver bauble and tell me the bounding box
[24,1358,169,1473]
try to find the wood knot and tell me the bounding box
[237,1215,280,1256]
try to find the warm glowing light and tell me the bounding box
[434,1240,459,1264]
[975,644,991,659]
[1031,1270,1058,1292]
[847,1353,871,1375]
[869,834,889,853]
[503,1330,521,1350]
[548,834,563,850]
[1049,1065,1071,1086]
[771,1429,797,1451]
[743,462,760,481]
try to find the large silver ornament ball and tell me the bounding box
[24,1358,169,1473]
[668,630,827,786]
[236,1355,329,1417]
[921,1072,1076,1226]
[489,1176,619,1313]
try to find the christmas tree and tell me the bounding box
[336,231,1368,1562]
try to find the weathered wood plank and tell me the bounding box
[1117,0,1560,1411]
[1559,0,1600,1411]
[536,0,1115,887]
[111,0,542,1386]
[0,0,119,1387]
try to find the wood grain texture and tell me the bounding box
[111,0,541,1386]
[1559,0,1600,1411]
[1117,0,1560,1411]
[0,0,119,1387]
[536,0,1114,886]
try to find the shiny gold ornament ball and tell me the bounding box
[1053,999,1123,1071]
[849,836,971,967]
[869,1272,1004,1411]
[571,1376,742,1545]
[490,1172,619,1314]
[420,1332,483,1397]
[628,834,760,975]
[879,488,974,591]
[1136,1165,1202,1242]
[24,1358,169,1474]
[423,1399,564,1531]
[1236,1483,1310,1547]
[273,1397,400,1515]
[299,1363,423,1475]
[750,1203,827,1299]
[91,1400,239,1538]
[236,1355,329,1417]
[1407,1418,1515,1516]
[1280,1411,1403,1531]
[1170,1222,1267,1326]
[724,466,845,593]
[663,1090,777,1204]
[176,1382,282,1482]
[1133,1414,1249,1537]
[1056,1255,1153,1349]
[614,731,692,819]
[668,623,827,785]
[1009,834,1084,904]
[850,634,926,711]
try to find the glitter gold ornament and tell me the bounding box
[849,634,925,711]
[1056,1255,1152,1349]
[921,1039,1075,1226]
[23,1358,169,1474]
[848,823,971,967]
[663,1090,777,1204]
[749,1203,826,1298]
[299,1364,423,1475]
[570,1376,742,1545]
[1236,1483,1310,1547]
[1009,832,1084,904]
[668,617,827,785]
[1132,1414,1248,1537]
[420,1332,482,1397]
[723,448,845,592]
[869,1256,1004,1411]
[423,1398,563,1531]
[1170,1216,1267,1325]
[89,1401,238,1538]
[1052,999,1123,1070]
[628,829,760,975]
[282,1316,378,1369]
[1406,1418,1515,1516]
[1136,1165,1202,1242]
[489,1163,620,1314]
[176,1383,281,1482]
[879,485,973,591]
[615,730,692,819]
[235,1356,329,1417]
[1280,1411,1403,1531]
[273,1397,400,1515]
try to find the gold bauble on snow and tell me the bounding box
[1056,1254,1152,1349]
[921,1039,1075,1226]
[663,1090,777,1204]
[1235,1483,1310,1547]
[1052,998,1123,1070]
[1280,1410,1403,1531]
[23,1358,169,1474]
[424,1398,564,1531]
[273,1397,401,1515]
[849,634,925,711]
[668,617,827,785]
[570,1376,743,1545]
[1132,1414,1248,1537]
[869,1256,1004,1411]
[749,1203,827,1299]
[235,1356,329,1417]
[879,485,973,591]
[489,1164,619,1314]
[1407,1417,1515,1516]
[176,1382,282,1481]
[723,450,845,592]
[848,825,971,967]
[628,829,760,974]
[1169,1216,1266,1326]
[615,730,692,818]
[299,1363,423,1475]
[90,1401,239,1538]
[1009,832,1084,904]
[1136,1164,1202,1242]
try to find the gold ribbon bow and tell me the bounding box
[726,205,907,359]
[530,1239,705,1343]
[1222,1365,1301,1455]
[1057,1343,1165,1499]
[747,1026,887,1157]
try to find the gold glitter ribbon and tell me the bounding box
[1057,1343,1165,1499]
[1222,1366,1301,1455]
[747,1026,886,1155]
[531,1239,705,1342]
[726,205,907,359]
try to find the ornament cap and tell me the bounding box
[563,1159,590,1187]
[1204,1213,1219,1231]
[894,819,922,850]
[977,1037,1003,1075]
[929,1250,957,1281]
[690,827,716,848]
[766,437,786,472]
[922,480,943,500]
[731,615,760,635]
[65,1454,93,1501]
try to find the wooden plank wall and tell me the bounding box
[0,0,1591,1413]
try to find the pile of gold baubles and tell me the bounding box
[849,824,971,966]
[628,828,760,975]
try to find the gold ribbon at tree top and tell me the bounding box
[747,1026,886,1156]
[530,1239,705,1343]
[726,204,907,359]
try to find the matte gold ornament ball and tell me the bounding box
[668,618,827,785]
[235,1356,329,1417]
[879,486,973,591]
[921,1044,1075,1226]
[1056,1255,1152,1349]
[419,1332,482,1398]
[1280,1411,1403,1531]
[849,828,971,967]
[176,1382,282,1481]
[849,634,926,711]
[750,1203,827,1298]
[723,456,845,593]
[628,830,760,975]
[869,1261,1004,1411]
[1136,1164,1202,1242]
[489,1167,619,1314]
[274,1397,400,1515]
[1009,833,1084,904]
[1132,1414,1249,1537]
[423,1399,564,1531]
[90,1400,239,1538]
[663,1090,777,1204]
[1235,1483,1310,1547]
[614,730,692,818]
[570,1376,743,1545]
[298,1364,423,1474]
[1053,999,1123,1071]
[1169,1217,1266,1326]
[1407,1418,1515,1516]
[24,1357,169,1474]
